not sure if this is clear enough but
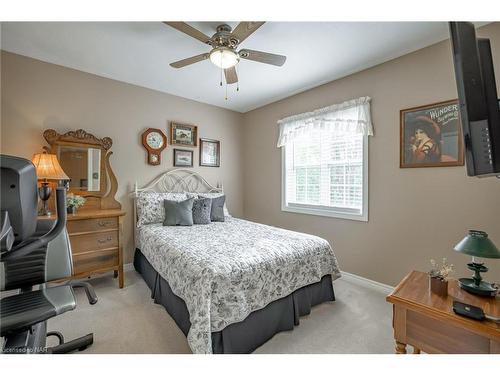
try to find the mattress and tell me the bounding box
[136,217,341,353]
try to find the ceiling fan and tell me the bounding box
[164,22,286,86]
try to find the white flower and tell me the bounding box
[429,258,454,280]
[66,193,86,209]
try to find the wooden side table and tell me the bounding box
[386,271,500,354]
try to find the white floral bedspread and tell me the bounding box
[137,217,341,354]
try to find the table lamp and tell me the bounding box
[31,151,69,216]
[454,230,500,297]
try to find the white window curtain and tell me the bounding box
[276,96,374,148]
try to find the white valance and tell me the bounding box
[276,96,373,148]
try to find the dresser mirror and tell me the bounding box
[43,129,121,209]
[58,145,103,192]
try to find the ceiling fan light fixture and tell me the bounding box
[209,47,239,69]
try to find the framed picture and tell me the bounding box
[173,149,193,167]
[199,138,220,167]
[170,122,198,147]
[400,99,464,168]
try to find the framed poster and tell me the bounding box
[199,138,220,167]
[400,99,464,168]
[173,149,193,167]
[170,122,198,147]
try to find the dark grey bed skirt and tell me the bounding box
[134,248,335,354]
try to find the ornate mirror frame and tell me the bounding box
[43,129,121,210]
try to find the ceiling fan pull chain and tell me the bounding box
[236,66,240,92]
[220,50,224,86]
[225,82,228,101]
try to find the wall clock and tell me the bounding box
[141,128,167,165]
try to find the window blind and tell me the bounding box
[284,128,364,212]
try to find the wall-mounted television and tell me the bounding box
[449,22,500,177]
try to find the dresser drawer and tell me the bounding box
[73,249,119,276]
[70,230,119,253]
[67,217,118,234]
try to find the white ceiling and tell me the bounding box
[0,22,482,113]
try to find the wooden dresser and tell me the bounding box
[67,209,126,288]
[387,270,500,354]
[41,128,126,288]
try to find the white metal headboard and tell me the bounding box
[132,169,223,243]
[134,168,223,195]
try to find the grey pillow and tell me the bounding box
[163,198,194,226]
[210,195,225,222]
[192,198,212,225]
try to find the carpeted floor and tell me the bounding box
[47,269,395,354]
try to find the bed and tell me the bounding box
[133,169,341,354]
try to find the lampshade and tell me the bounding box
[209,47,239,69]
[31,152,69,180]
[454,230,500,259]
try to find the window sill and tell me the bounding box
[281,204,368,222]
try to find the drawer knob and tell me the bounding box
[97,237,113,244]
[98,220,113,227]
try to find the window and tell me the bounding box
[278,97,371,221]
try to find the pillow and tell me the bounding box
[209,195,225,222]
[192,197,212,225]
[198,192,231,217]
[136,192,187,226]
[163,198,194,226]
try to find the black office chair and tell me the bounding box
[1,154,97,354]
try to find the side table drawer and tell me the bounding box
[406,310,490,353]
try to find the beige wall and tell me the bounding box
[0,51,244,263]
[242,23,500,286]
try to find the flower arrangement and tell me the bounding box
[429,258,454,281]
[66,193,86,210]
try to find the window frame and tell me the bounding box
[281,134,369,222]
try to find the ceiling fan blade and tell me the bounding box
[170,53,209,68]
[163,22,211,44]
[231,22,265,44]
[224,67,238,84]
[239,49,286,67]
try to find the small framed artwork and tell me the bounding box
[400,99,464,168]
[173,149,193,167]
[199,138,220,167]
[170,122,198,147]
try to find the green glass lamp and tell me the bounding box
[454,230,500,297]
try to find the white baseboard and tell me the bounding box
[124,262,134,272]
[339,271,394,295]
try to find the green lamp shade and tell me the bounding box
[454,230,500,259]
